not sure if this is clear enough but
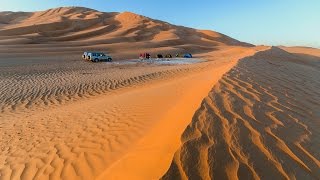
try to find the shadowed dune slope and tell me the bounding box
[0,7,252,60]
[162,48,320,180]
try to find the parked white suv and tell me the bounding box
[84,52,112,62]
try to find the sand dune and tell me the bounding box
[1,6,319,180]
[162,47,320,179]
[0,7,251,60]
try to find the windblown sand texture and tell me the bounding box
[162,47,320,180]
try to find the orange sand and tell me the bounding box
[1,6,319,180]
[162,47,320,180]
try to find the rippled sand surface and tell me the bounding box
[162,47,320,180]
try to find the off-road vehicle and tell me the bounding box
[86,52,112,62]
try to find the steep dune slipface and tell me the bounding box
[162,48,320,179]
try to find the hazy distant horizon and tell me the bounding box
[2,0,319,48]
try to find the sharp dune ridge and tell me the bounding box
[162,47,320,180]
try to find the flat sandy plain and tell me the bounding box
[1,7,320,180]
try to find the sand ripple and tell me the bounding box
[0,60,207,114]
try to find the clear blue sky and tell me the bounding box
[2,0,320,48]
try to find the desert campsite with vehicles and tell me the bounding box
[83,51,195,64]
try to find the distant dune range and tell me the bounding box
[0,6,320,180]
[0,7,251,60]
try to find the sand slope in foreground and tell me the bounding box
[162,47,320,180]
